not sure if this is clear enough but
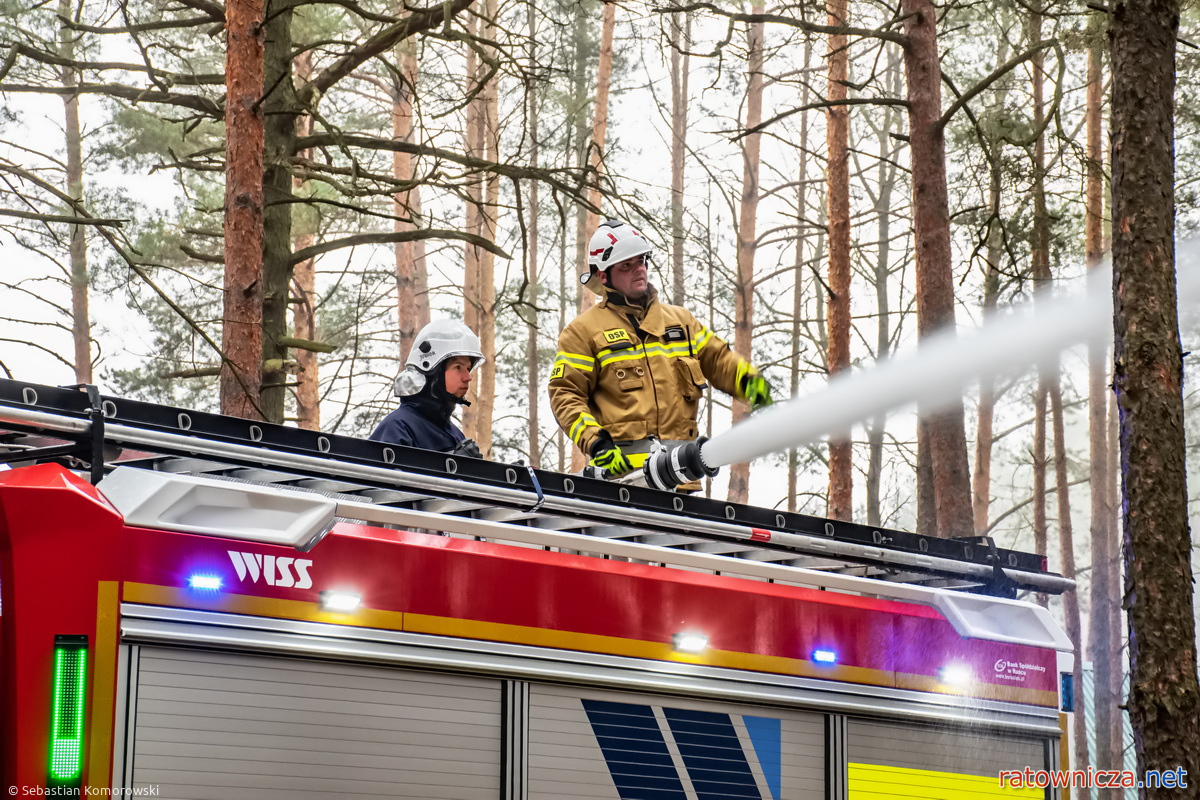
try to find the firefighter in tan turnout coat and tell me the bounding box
[549,220,772,481]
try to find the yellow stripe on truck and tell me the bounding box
[849,763,1042,799]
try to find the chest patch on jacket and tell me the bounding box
[664,325,687,342]
[603,327,632,345]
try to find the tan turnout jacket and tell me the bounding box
[549,286,751,457]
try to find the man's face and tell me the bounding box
[443,356,474,398]
[604,254,650,299]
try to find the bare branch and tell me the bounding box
[0,82,222,114]
[938,39,1058,130]
[0,208,124,226]
[736,97,909,140]
[61,15,220,34]
[179,244,223,262]
[654,2,909,46]
[304,0,474,100]
[290,228,509,265]
[277,335,335,353]
[294,132,598,206]
[6,42,222,85]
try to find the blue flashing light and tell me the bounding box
[1060,672,1074,712]
[812,649,838,664]
[188,574,222,591]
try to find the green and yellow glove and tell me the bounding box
[736,362,773,410]
[589,432,633,477]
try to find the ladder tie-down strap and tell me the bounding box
[526,465,545,512]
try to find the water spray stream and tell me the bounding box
[642,241,1199,490]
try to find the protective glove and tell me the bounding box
[451,438,483,458]
[588,432,633,477]
[736,362,773,410]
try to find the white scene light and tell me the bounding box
[188,574,222,591]
[672,632,709,654]
[939,664,974,687]
[320,591,362,613]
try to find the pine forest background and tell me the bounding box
[2,0,1199,790]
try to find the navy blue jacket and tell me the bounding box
[369,394,465,452]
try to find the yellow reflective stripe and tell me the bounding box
[554,351,595,372]
[554,357,594,373]
[693,327,714,352]
[556,350,595,364]
[597,350,649,366]
[596,341,700,367]
[569,412,601,445]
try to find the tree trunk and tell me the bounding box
[1084,8,1118,785]
[394,39,428,363]
[525,0,541,467]
[1051,382,1088,775]
[462,13,485,444]
[472,0,500,457]
[292,49,318,430]
[865,79,899,528]
[971,40,1008,536]
[1037,10,1088,740]
[59,0,91,384]
[559,102,573,474]
[901,0,972,537]
[971,191,1000,534]
[1111,0,1200,789]
[570,4,593,471]
[221,0,266,419]
[259,0,297,424]
[578,0,614,317]
[787,41,812,515]
[825,0,852,521]
[669,12,691,306]
[1032,382,1048,609]
[915,421,935,536]
[1105,153,1123,777]
[1107,379,1125,771]
[1030,4,1052,612]
[728,2,765,504]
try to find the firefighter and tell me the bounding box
[549,219,771,483]
[370,319,486,457]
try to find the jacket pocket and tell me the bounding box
[615,365,646,392]
[676,356,707,390]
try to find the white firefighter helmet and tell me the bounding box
[394,319,486,397]
[580,220,653,293]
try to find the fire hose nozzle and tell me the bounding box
[643,438,719,491]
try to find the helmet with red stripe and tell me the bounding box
[581,220,653,291]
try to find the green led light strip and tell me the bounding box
[48,635,88,785]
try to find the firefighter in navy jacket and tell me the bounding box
[549,220,772,480]
[370,319,485,457]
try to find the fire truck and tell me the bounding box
[0,378,1074,799]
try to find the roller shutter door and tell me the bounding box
[528,684,825,800]
[847,719,1046,799]
[129,647,502,800]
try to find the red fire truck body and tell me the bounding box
[0,380,1071,799]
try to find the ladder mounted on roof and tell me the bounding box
[0,378,1070,598]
